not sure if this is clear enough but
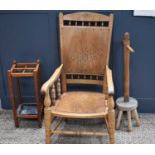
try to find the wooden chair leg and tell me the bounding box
[131,110,135,119]
[107,110,115,144]
[45,108,52,144]
[127,111,132,132]
[116,110,123,130]
[133,109,140,127]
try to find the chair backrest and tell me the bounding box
[59,12,114,92]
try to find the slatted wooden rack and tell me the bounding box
[8,60,43,128]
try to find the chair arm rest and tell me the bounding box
[105,65,114,95]
[41,64,63,94]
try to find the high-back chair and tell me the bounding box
[41,12,115,144]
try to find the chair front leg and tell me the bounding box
[107,96,115,144]
[44,89,53,144]
[45,107,52,144]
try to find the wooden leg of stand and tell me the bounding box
[16,78,22,105]
[131,110,135,119]
[127,111,132,132]
[116,110,123,130]
[34,71,42,128]
[8,71,19,127]
[133,109,140,127]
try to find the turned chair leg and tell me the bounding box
[107,110,115,144]
[133,109,140,127]
[116,110,123,130]
[45,108,52,144]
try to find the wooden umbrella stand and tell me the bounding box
[8,60,43,128]
[116,32,140,132]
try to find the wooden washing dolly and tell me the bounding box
[116,32,140,132]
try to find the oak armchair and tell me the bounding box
[41,12,115,144]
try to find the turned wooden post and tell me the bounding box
[51,84,56,105]
[123,32,134,102]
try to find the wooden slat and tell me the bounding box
[66,79,103,85]
[11,73,34,77]
[17,115,38,119]
[63,26,110,29]
[66,73,103,76]
[13,67,35,70]
[15,63,37,65]
[13,69,34,73]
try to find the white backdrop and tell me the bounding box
[134,10,155,17]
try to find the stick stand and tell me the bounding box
[116,32,140,132]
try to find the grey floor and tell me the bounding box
[0,110,155,144]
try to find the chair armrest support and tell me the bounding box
[104,65,114,96]
[41,64,63,107]
[41,64,63,94]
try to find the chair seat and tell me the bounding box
[51,91,108,118]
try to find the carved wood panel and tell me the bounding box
[59,12,113,87]
[61,27,110,75]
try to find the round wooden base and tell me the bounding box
[116,97,140,132]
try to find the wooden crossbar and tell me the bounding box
[66,79,103,85]
[51,130,108,137]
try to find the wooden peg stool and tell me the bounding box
[116,97,140,132]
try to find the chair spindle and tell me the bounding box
[57,78,61,98]
[51,84,56,105]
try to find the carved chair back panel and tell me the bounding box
[59,12,113,88]
[61,28,109,75]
